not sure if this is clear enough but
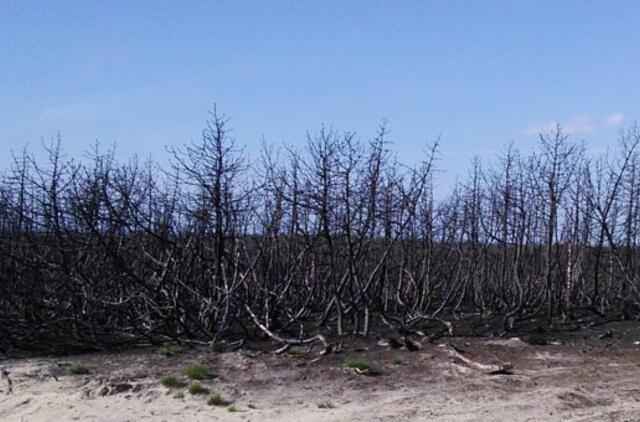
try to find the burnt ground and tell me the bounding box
[1,320,640,421]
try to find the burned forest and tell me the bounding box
[2,111,640,356]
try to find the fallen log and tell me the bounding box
[441,343,513,375]
[244,305,332,355]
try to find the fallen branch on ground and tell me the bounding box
[441,343,513,375]
[244,305,332,355]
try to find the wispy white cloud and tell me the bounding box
[521,112,625,136]
[563,114,596,135]
[520,121,558,136]
[602,112,625,127]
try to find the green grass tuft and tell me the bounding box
[160,374,182,388]
[345,358,376,373]
[228,404,238,412]
[184,362,211,380]
[160,342,183,357]
[69,362,91,375]
[207,393,227,406]
[188,382,206,395]
[392,357,403,365]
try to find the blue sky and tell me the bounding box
[1,0,639,186]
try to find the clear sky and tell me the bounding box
[1,0,639,186]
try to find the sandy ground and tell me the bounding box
[2,322,640,421]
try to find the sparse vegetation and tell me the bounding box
[188,382,206,395]
[345,358,377,374]
[69,362,91,375]
[160,374,182,388]
[207,393,227,406]
[392,357,403,365]
[228,405,238,412]
[184,363,211,380]
[160,342,183,357]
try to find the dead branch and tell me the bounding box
[441,343,513,375]
[244,305,332,355]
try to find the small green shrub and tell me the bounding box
[188,382,206,395]
[69,362,91,375]
[160,342,183,357]
[207,393,227,406]
[392,357,403,365]
[228,405,238,412]
[184,363,211,380]
[345,358,375,373]
[160,374,182,388]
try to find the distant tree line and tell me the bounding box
[1,109,640,354]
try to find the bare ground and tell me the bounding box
[2,321,640,421]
